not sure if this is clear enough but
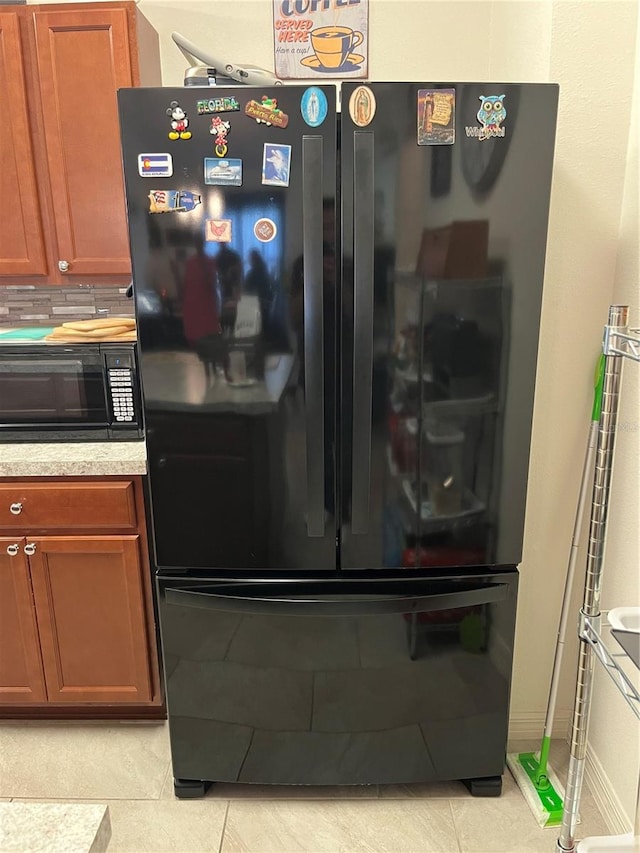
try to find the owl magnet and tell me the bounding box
[417,89,455,145]
[466,94,507,141]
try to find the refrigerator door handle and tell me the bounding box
[165,582,508,617]
[351,132,375,534]
[302,135,325,537]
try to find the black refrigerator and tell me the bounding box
[118,82,558,798]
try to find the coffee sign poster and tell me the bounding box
[273,0,368,80]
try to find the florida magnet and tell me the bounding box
[196,95,240,115]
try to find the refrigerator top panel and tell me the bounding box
[338,82,558,572]
[118,86,339,572]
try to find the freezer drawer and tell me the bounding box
[157,572,518,792]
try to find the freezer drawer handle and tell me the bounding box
[302,135,325,537]
[351,132,375,534]
[165,582,508,617]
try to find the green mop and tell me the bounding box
[506,355,605,828]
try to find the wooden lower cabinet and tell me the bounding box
[0,537,47,703]
[28,536,152,704]
[0,476,162,717]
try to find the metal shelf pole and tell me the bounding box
[557,305,631,853]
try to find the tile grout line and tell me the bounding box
[218,801,231,853]
[157,758,173,801]
[447,798,464,853]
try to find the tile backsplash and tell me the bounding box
[0,285,134,326]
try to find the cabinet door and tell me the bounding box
[29,535,152,704]
[0,537,47,704]
[0,12,47,276]
[32,7,134,277]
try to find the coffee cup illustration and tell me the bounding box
[309,26,364,69]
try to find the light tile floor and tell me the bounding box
[0,723,611,852]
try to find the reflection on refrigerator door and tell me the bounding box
[159,575,517,791]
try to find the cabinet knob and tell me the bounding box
[6,544,19,557]
[58,260,70,272]
[24,543,37,556]
[10,502,23,515]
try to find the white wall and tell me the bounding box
[587,2,640,827]
[31,0,639,826]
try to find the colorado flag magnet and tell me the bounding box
[138,153,173,178]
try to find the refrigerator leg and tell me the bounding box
[462,776,503,797]
[173,778,210,799]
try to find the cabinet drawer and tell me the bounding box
[0,482,137,531]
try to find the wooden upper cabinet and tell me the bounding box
[0,537,47,703]
[32,6,135,278]
[28,535,153,704]
[0,1,160,283]
[0,12,47,276]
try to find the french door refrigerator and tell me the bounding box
[118,82,558,798]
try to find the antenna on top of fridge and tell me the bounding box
[171,32,283,87]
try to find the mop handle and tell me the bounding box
[537,356,605,782]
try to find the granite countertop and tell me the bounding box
[0,803,111,853]
[0,442,147,478]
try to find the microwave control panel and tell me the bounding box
[105,349,138,425]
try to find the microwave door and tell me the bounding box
[0,349,107,432]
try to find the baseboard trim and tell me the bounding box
[585,744,631,835]
[508,710,572,740]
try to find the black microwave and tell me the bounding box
[0,343,143,442]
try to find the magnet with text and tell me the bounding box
[138,153,173,178]
[418,89,455,145]
[148,190,201,214]
[204,158,242,187]
[349,86,375,127]
[210,116,231,157]
[196,95,240,115]
[245,96,289,128]
[205,219,232,242]
[301,87,328,128]
[253,218,277,243]
[262,143,291,187]
[167,101,192,140]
